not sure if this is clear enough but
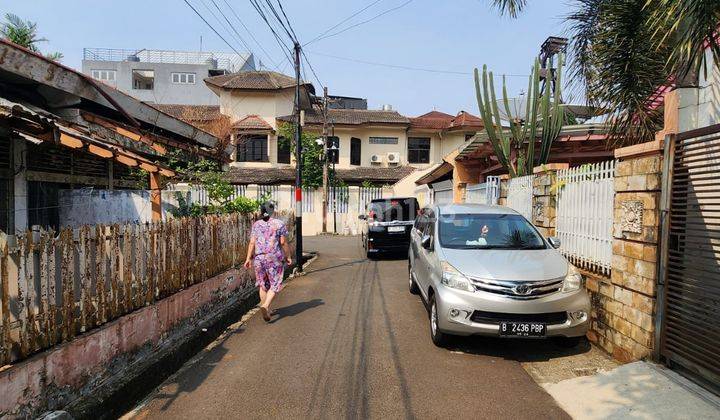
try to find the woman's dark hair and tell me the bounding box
[260,201,275,221]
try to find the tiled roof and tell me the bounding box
[278,108,410,126]
[450,111,484,129]
[225,165,415,185]
[205,70,307,90]
[152,104,223,122]
[410,110,484,130]
[232,115,273,131]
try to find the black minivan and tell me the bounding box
[359,197,419,258]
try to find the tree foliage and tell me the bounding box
[277,122,324,188]
[490,0,720,144]
[1,13,63,62]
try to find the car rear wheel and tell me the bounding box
[429,295,449,347]
[408,262,419,295]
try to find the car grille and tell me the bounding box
[468,277,563,299]
[470,310,568,325]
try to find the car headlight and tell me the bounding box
[441,261,474,292]
[562,265,583,292]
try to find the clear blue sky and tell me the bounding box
[1,0,570,116]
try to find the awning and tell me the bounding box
[415,161,453,185]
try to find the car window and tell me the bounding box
[438,213,546,250]
[369,198,418,222]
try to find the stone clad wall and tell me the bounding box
[497,150,663,363]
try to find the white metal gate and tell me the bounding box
[556,161,616,274]
[359,187,384,211]
[466,176,499,205]
[432,180,454,205]
[506,174,534,220]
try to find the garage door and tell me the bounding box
[661,127,720,388]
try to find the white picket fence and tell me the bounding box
[556,160,616,274]
[466,176,500,205]
[328,186,350,214]
[506,174,534,221]
[359,187,384,211]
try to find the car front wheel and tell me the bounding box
[408,262,419,295]
[429,295,449,347]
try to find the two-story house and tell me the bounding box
[197,70,485,188]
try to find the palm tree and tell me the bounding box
[488,0,720,143]
[1,13,63,62]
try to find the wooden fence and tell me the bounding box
[0,212,289,366]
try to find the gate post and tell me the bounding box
[653,134,674,361]
[604,139,664,361]
[531,164,567,238]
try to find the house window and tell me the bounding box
[369,137,398,145]
[277,136,291,164]
[91,69,116,82]
[327,136,339,164]
[237,135,268,162]
[132,69,155,90]
[350,138,361,166]
[171,72,196,84]
[408,137,431,164]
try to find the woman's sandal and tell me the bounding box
[260,306,271,322]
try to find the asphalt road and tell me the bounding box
[132,236,569,420]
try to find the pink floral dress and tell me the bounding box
[251,218,288,292]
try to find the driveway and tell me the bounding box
[131,235,570,419]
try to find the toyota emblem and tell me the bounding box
[514,284,531,295]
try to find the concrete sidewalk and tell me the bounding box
[543,361,720,419]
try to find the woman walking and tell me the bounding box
[244,202,292,322]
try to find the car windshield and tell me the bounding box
[369,199,418,222]
[439,213,546,249]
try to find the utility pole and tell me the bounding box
[293,41,303,272]
[321,87,329,233]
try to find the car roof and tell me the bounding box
[371,197,418,202]
[433,203,520,215]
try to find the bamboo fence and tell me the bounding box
[0,212,292,366]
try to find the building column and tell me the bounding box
[452,160,480,204]
[531,164,567,238]
[13,138,27,233]
[149,172,162,221]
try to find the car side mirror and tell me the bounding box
[358,214,367,220]
[548,237,561,249]
[421,234,433,250]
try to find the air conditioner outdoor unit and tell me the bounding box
[387,152,400,164]
[370,154,383,164]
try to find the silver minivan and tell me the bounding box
[408,203,590,347]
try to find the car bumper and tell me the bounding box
[435,285,591,338]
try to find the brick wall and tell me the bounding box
[532,170,558,238]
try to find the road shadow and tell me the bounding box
[445,334,592,362]
[152,327,246,412]
[367,252,408,261]
[270,298,324,323]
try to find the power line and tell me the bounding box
[248,0,294,64]
[301,49,324,89]
[307,50,532,77]
[304,0,384,46]
[275,0,299,43]
[221,0,281,69]
[182,0,246,56]
[208,0,255,55]
[312,0,415,44]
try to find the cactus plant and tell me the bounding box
[474,55,565,177]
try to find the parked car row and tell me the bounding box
[359,198,590,347]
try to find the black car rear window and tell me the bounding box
[369,198,418,222]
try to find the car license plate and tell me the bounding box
[388,226,405,233]
[499,322,546,337]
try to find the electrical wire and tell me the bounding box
[208,0,255,55]
[301,49,324,90]
[304,0,384,46]
[311,0,414,44]
[182,0,246,57]
[307,50,531,77]
[248,0,294,65]
[221,0,281,69]
[275,0,299,44]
